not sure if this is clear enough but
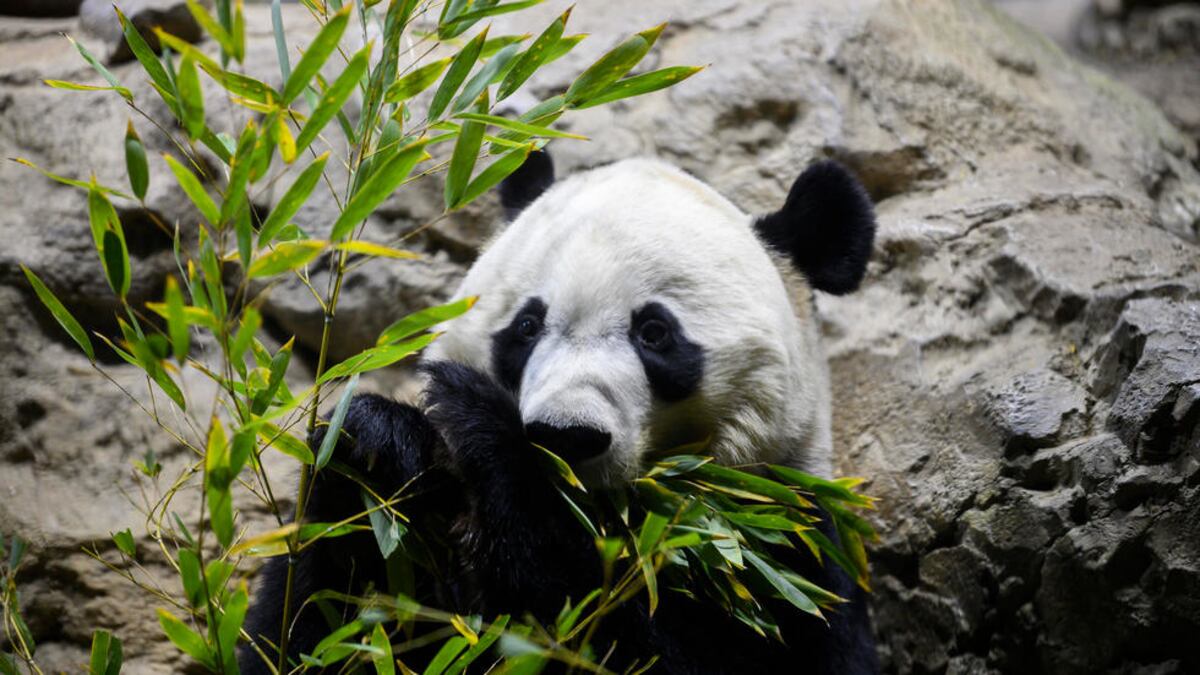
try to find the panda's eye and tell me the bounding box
[516,314,542,340]
[637,319,672,351]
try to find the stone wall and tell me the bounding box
[0,1,1197,672]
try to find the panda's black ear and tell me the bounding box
[754,160,876,295]
[499,150,555,220]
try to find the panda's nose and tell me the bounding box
[525,422,611,464]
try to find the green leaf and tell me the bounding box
[423,636,469,675]
[187,0,235,58]
[498,9,568,100]
[11,158,131,198]
[376,296,477,345]
[178,549,204,607]
[157,609,214,669]
[90,191,131,298]
[296,43,370,153]
[690,463,805,508]
[318,332,439,384]
[247,240,326,278]
[89,629,123,675]
[258,152,329,245]
[65,35,130,101]
[455,112,586,140]
[117,7,175,110]
[574,65,703,109]
[371,623,395,675]
[43,79,133,100]
[444,107,485,210]
[217,586,247,671]
[452,143,533,209]
[439,0,545,38]
[385,57,451,103]
[282,4,352,103]
[314,373,359,470]
[334,241,419,259]
[444,615,509,675]
[257,422,314,464]
[112,529,135,557]
[271,0,291,81]
[329,138,430,242]
[164,155,219,224]
[743,549,822,617]
[208,481,234,548]
[124,122,149,201]
[564,24,665,107]
[428,27,489,121]
[363,491,404,559]
[176,54,206,140]
[451,43,521,114]
[272,112,297,164]
[20,264,94,361]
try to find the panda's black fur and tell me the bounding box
[241,154,880,674]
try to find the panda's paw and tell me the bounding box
[308,393,439,484]
[420,361,528,482]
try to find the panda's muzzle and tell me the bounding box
[525,422,611,464]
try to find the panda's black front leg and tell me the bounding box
[422,361,601,619]
[241,394,447,675]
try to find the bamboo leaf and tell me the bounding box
[247,240,326,278]
[282,4,352,103]
[315,373,359,469]
[164,154,219,224]
[439,0,545,39]
[376,296,476,345]
[221,120,258,230]
[157,609,214,668]
[371,623,395,675]
[186,0,235,57]
[498,8,568,100]
[329,139,430,242]
[199,62,278,103]
[65,35,130,101]
[444,107,485,210]
[20,265,94,361]
[229,522,298,556]
[318,332,439,384]
[125,121,149,201]
[574,65,703,109]
[564,24,665,107]
[101,229,130,299]
[452,143,532,209]
[273,112,297,163]
[743,549,822,617]
[384,57,451,104]
[11,158,131,198]
[334,241,420,259]
[217,586,247,671]
[296,43,370,153]
[451,43,521,114]
[428,27,489,121]
[271,0,291,81]
[256,422,315,464]
[112,529,135,557]
[423,637,468,675]
[43,79,133,100]
[258,152,329,245]
[176,54,206,140]
[117,7,175,110]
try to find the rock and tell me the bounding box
[79,0,209,63]
[0,1,83,17]
[1,0,1200,672]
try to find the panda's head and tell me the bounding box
[422,153,875,486]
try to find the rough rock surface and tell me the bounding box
[1,0,1198,673]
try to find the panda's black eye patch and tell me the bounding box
[630,303,704,402]
[492,297,547,392]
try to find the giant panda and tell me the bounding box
[242,152,880,674]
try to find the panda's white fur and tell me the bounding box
[423,158,833,485]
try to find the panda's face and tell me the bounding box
[423,156,875,486]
